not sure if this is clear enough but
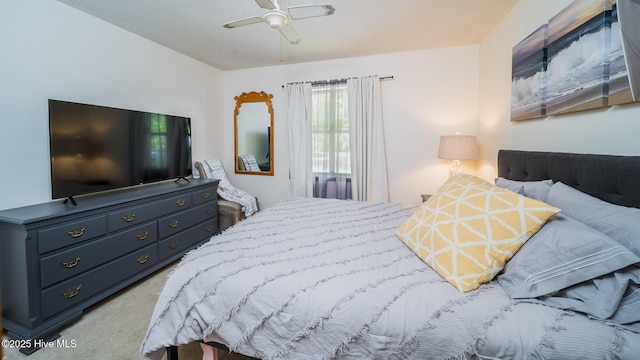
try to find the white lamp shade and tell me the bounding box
[438,135,478,160]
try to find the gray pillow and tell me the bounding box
[610,279,640,329]
[495,177,553,202]
[546,182,640,256]
[524,265,640,331]
[497,213,640,298]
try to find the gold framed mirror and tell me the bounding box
[234,91,274,175]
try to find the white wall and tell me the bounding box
[0,0,224,211]
[477,0,640,179]
[223,46,480,208]
[7,0,634,213]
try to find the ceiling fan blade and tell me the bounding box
[287,4,335,20]
[223,16,265,28]
[278,23,301,44]
[255,0,276,10]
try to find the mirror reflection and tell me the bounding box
[234,91,274,175]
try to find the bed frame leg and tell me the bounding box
[200,342,219,360]
[166,346,179,360]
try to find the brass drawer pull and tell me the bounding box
[136,231,149,240]
[61,256,81,268]
[122,213,136,222]
[205,207,213,214]
[66,227,86,238]
[168,241,179,249]
[201,192,210,199]
[63,285,82,299]
[168,220,179,228]
[205,224,214,232]
[176,199,186,206]
[136,254,149,264]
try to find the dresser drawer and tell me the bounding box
[108,194,192,232]
[40,221,158,288]
[191,185,217,205]
[38,215,107,254]
[41,244,158,319]
[159,218,218,260]
[158,203,217,239]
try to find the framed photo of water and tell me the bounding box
[510,0,640,121]
[511,25,548,121]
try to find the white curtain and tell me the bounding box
[311,83,351,200]
[286,82,313,197]
[347,76,389,202]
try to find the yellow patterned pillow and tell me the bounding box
[396,174,560,292]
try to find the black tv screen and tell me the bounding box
[49,99,192,201]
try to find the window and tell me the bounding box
[149,114,168,170]
[311,82,351,199]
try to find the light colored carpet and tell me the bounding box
[2,262,254,360]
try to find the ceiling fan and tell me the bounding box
[223,0,336,44]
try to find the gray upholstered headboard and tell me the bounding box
[497,150,640,209]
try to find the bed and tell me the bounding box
[141,150,640,360]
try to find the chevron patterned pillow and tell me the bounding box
[396,174,560,292]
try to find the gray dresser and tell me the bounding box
[0,178,219,354]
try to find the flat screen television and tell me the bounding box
[49,99,192,203]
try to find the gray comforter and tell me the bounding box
[141,198,640,359]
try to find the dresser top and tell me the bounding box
[0,178,219,225]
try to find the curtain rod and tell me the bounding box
[282,75,394,88]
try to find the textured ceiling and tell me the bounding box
[56,0,519,71]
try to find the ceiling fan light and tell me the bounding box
[263,10,288,29]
